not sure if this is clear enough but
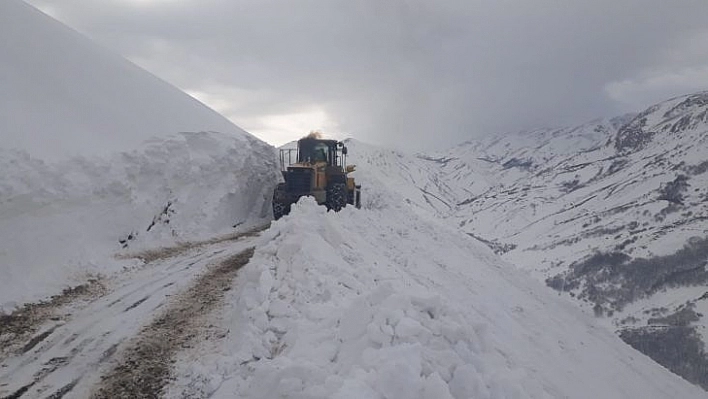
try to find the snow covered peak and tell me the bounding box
[615,91,708,153]
[0,0,247,161]
[426,117,627,195]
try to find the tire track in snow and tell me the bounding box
[0,232,261,399]
[91,247,255,399]
[0,225,265,364]
[0,280,106,361]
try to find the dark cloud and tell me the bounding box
[27,0,708,150]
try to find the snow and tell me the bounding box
[2,1,707,396]
[167,198,705,398]
[0,132,279,312]
[342,139,489,217]
[0,0,280,312]
[0,0,245,161]
[0,233,261,398]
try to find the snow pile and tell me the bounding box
[168,198,704,398]
[0,132,279,311]
[0,0,245,161]
[0,0,282,311]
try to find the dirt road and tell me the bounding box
[0,232,260,399]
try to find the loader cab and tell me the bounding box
[297,138,342,167]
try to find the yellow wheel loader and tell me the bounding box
[272,135,361,220]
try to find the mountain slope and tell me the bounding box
[342,140,490,216]
[450,92,708,318]
[0,1,280,311]
[343,91,708,390]
[473,93,708,389]
[0,133,279,311]
[0,0,244,161]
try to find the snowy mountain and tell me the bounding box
[1,1,707,397]
[344,91,708,390]
[455,93,708,389]
[0,0,280,310]
[0,134,279,311]
[0,0,245,161]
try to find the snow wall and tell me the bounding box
[0,132,280,311]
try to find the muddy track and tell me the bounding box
[91,247,255,398]
[1,230,261,399]
[0,226,267,364]
[0,280,106,361]
[120,224,267,264]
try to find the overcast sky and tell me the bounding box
[25,0,708,150]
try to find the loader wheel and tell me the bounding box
[326,183,347,212]
[272,183,289,220]
[273,201,287,220]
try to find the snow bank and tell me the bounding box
[168,198,704,398]
[0,132,279,311]
[0,0,283,311]
[0,0,246,161]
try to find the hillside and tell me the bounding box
[0,0,280,311]
[0,0,245,161]
[460,92,708,388]
[346,91,708,389]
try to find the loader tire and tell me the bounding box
[272,183,289,220]
[326,183,347,212]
